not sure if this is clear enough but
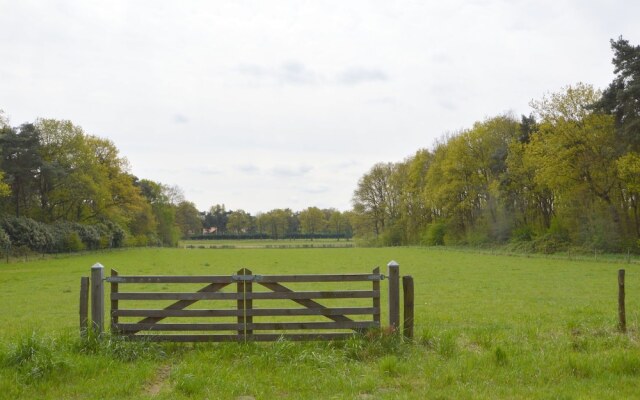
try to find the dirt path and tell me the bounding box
[144,364,172,397]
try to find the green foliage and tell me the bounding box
[1,216,53,252]
[593,36,640,150]
[63,232,84,252]
[0,226,10,250]
[423,222,446,246]
[380,223,403,246]
[512,225,534,242]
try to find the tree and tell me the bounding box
[257,209,291,239]
[0,170,9,198]
[205,204,229,234]
[528,84,624,248]
[136,179,181,246]
[175,201,203,237]
[593,37,640,150]
[423,116,518,242]
[30,120,149,230]
[299,207,326,237]
[0,124,42,217]
[328,209,350,237]
[616,152,640,236]
[227,210,253,235]
[352,163,398,237]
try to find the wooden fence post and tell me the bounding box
[91,263,104,334]
[237,268,253,341]
[402,275,414,339]
[618,269,626,333]
[111,269,119,334]
[388,260,400,330]
[79,276,89,336]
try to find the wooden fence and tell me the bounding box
[80,261,414,342]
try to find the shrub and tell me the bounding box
[63,232,85,252]
[381,224,403,246]
[511,225,534,242]
[0,227,10,250]
[97,221,126,248]
[1,216,53,252]
[76,224,101,250]
[423,222,446,246]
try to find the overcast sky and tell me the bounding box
[2,1,639,214]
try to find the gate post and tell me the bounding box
[237,268,253,341]
[618,269,626,333]
[79,276,89,335]
[91,263,105,334]
[402,275,414,339]
[388,260,400,330]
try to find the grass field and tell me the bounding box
[1,246,639,399]
[179,238,354,248]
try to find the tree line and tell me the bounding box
[0,115,354,254]
[351,37,640,253]
[196,205,353,240]
[0,117,204,253]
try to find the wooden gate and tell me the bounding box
[98,267,384,342]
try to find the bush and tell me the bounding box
[0,227,10,250]
[76,224,101,250]
[97,221,126,248]
[511,225,534,242]
[63,232,85,252]
[1,216,53,252]
[381,224,404,246]
[423,222,446,246]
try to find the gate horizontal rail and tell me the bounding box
[106,273,383,284]
[112,290,378,301]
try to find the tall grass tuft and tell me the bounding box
[3,331,67,382]
[71,330,165,362]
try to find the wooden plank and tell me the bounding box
[125,333,355,342]
[126,282,230,334]
[402,275,415,339]
[110,269,119,334]
[113,290,378,301]
[79,276,89,335]
[259,282,354,323]
[247,321,374,331]
[372,267,380,325]
[253,274,384,283]
[105,276,234,284]
[113,307,379,318]
[117,323,242,331]
[105,274,383,284]
[117,321,374,332]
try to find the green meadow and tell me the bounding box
[1,246,639,399]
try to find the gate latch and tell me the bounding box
[232,274,263,282]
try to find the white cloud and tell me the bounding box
[1,0,640,213]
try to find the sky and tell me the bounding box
[2,1,640,215]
